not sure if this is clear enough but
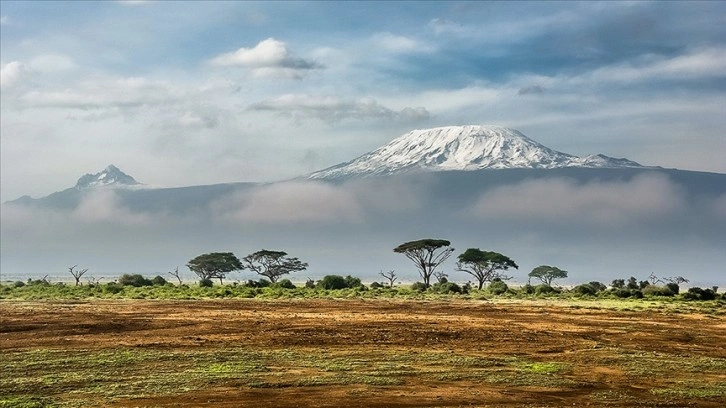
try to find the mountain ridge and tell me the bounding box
[309,125,647,179]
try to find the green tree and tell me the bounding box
[187,252,243,284]
[456,249,518,290]
[528,265,568,287]
[242,250,308,283]
[394,239,454,288]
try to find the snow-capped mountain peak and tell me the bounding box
[74,165,140,189]
[309,125,644,179]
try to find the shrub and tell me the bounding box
[13,281,25,288]
[273,279,296,289]
[534,284,557,295]
[305,279,316,289]
[344,275,363,288]
[520,284,534,295]
[588,281,607,292]
[370,281,384,289]
[432,281,461,294]
[682,287,717,301]
[665,282,680,295]
[318,275,347,290]
[118,274,153,287]
[151,275,168,286]
[487,279,509,295]
[611,288,633,298]
[410,282,428,292]
[103,283,124,294]
[572,284,597,296]
[199,279,214,288]
[642,285,676,297]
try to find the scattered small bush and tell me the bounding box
[151,275,168,286]
[432,281,462,294]
[199,279,214,288]
[682,287,717,301]
[665,282,680,295]
[118,274,153,287]
[410,282,428,292]
[273,279,296,289]
[13,281,25,288]
[642,285,676,297]
[588,281,607,292]
[487,279,508,295]
[572,284,597,296]
[103,283,124,294]
[318,275,347,290]
[369,281,384,289]
[534,284,558,295]
[344,275,363,289]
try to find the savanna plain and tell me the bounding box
[1,296,725,408]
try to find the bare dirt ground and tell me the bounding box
[1,299,725,407]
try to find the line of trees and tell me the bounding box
[186,250,308,285]
[392,238,566,290]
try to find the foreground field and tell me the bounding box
[1,299,725,407]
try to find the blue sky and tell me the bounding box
[2,1,726,201]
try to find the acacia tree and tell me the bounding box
[379,270,398,288]
[186,252,243,284]
[456,249,518,290]
[242,250,308,283]
[167,266,183,285]
[528,265,568,286]
[393,239,454,288]
[68,265,89,286]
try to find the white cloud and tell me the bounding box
[18,76,180,110]
[583,47,726,84]
[249,94,430,123]
[209,38,322,79]
[72,189,152,225]
[29,54,77,72]
[0,61,30,88]
[467,173,686,226]
[213,181,363,224]
[372,32,433,53]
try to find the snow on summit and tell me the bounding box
[309,125,644,179]
[74,165,140,189]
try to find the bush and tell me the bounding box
[318,275,347,290]
[682,287,717,301]
[520,284,534,295]
[487,279,509,295]
[273,279,296,289]
[13,281,25,288]
[344,275,363,288]
[665,282,680,295]
[118,274,153,287]
[534,284,558,295]
[432,281,461,294]
[410,282,428,292]
[370,281,384,289]
[642,285,676,297]
[572,284,597,296]
[610,288,639,298]
[103,283,124,294]
[151,275,168,286]
[305,279,316,289]
[588,281,607,292]
[199,279,214,288]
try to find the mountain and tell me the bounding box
[309,125,646,179]
[74,165,140,189]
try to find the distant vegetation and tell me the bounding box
[2,238,721,303]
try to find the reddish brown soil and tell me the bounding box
[1,299,725,407]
